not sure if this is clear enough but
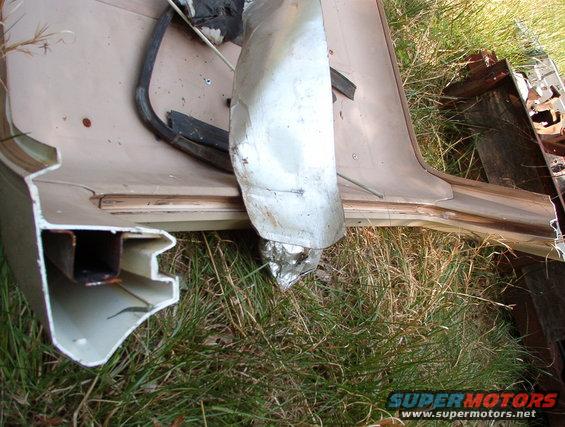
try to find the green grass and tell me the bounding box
[385,0,564,174]
[1,0,562,425]
[0,232,527,425]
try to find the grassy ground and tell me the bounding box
[1,0,563,425]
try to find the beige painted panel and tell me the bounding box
[5,0,451,204]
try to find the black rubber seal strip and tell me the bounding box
[168,111,229,152]
[330,67,357,101]
[135,7,232,172]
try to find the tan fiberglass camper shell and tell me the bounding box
[0,0,563,366]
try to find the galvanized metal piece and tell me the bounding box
[525,57,565,217]
[229,0,345,250]
[260,240,323,290]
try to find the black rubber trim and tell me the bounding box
[330,67,357,101]
[169,111,229,152]
[135,7,232,172]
